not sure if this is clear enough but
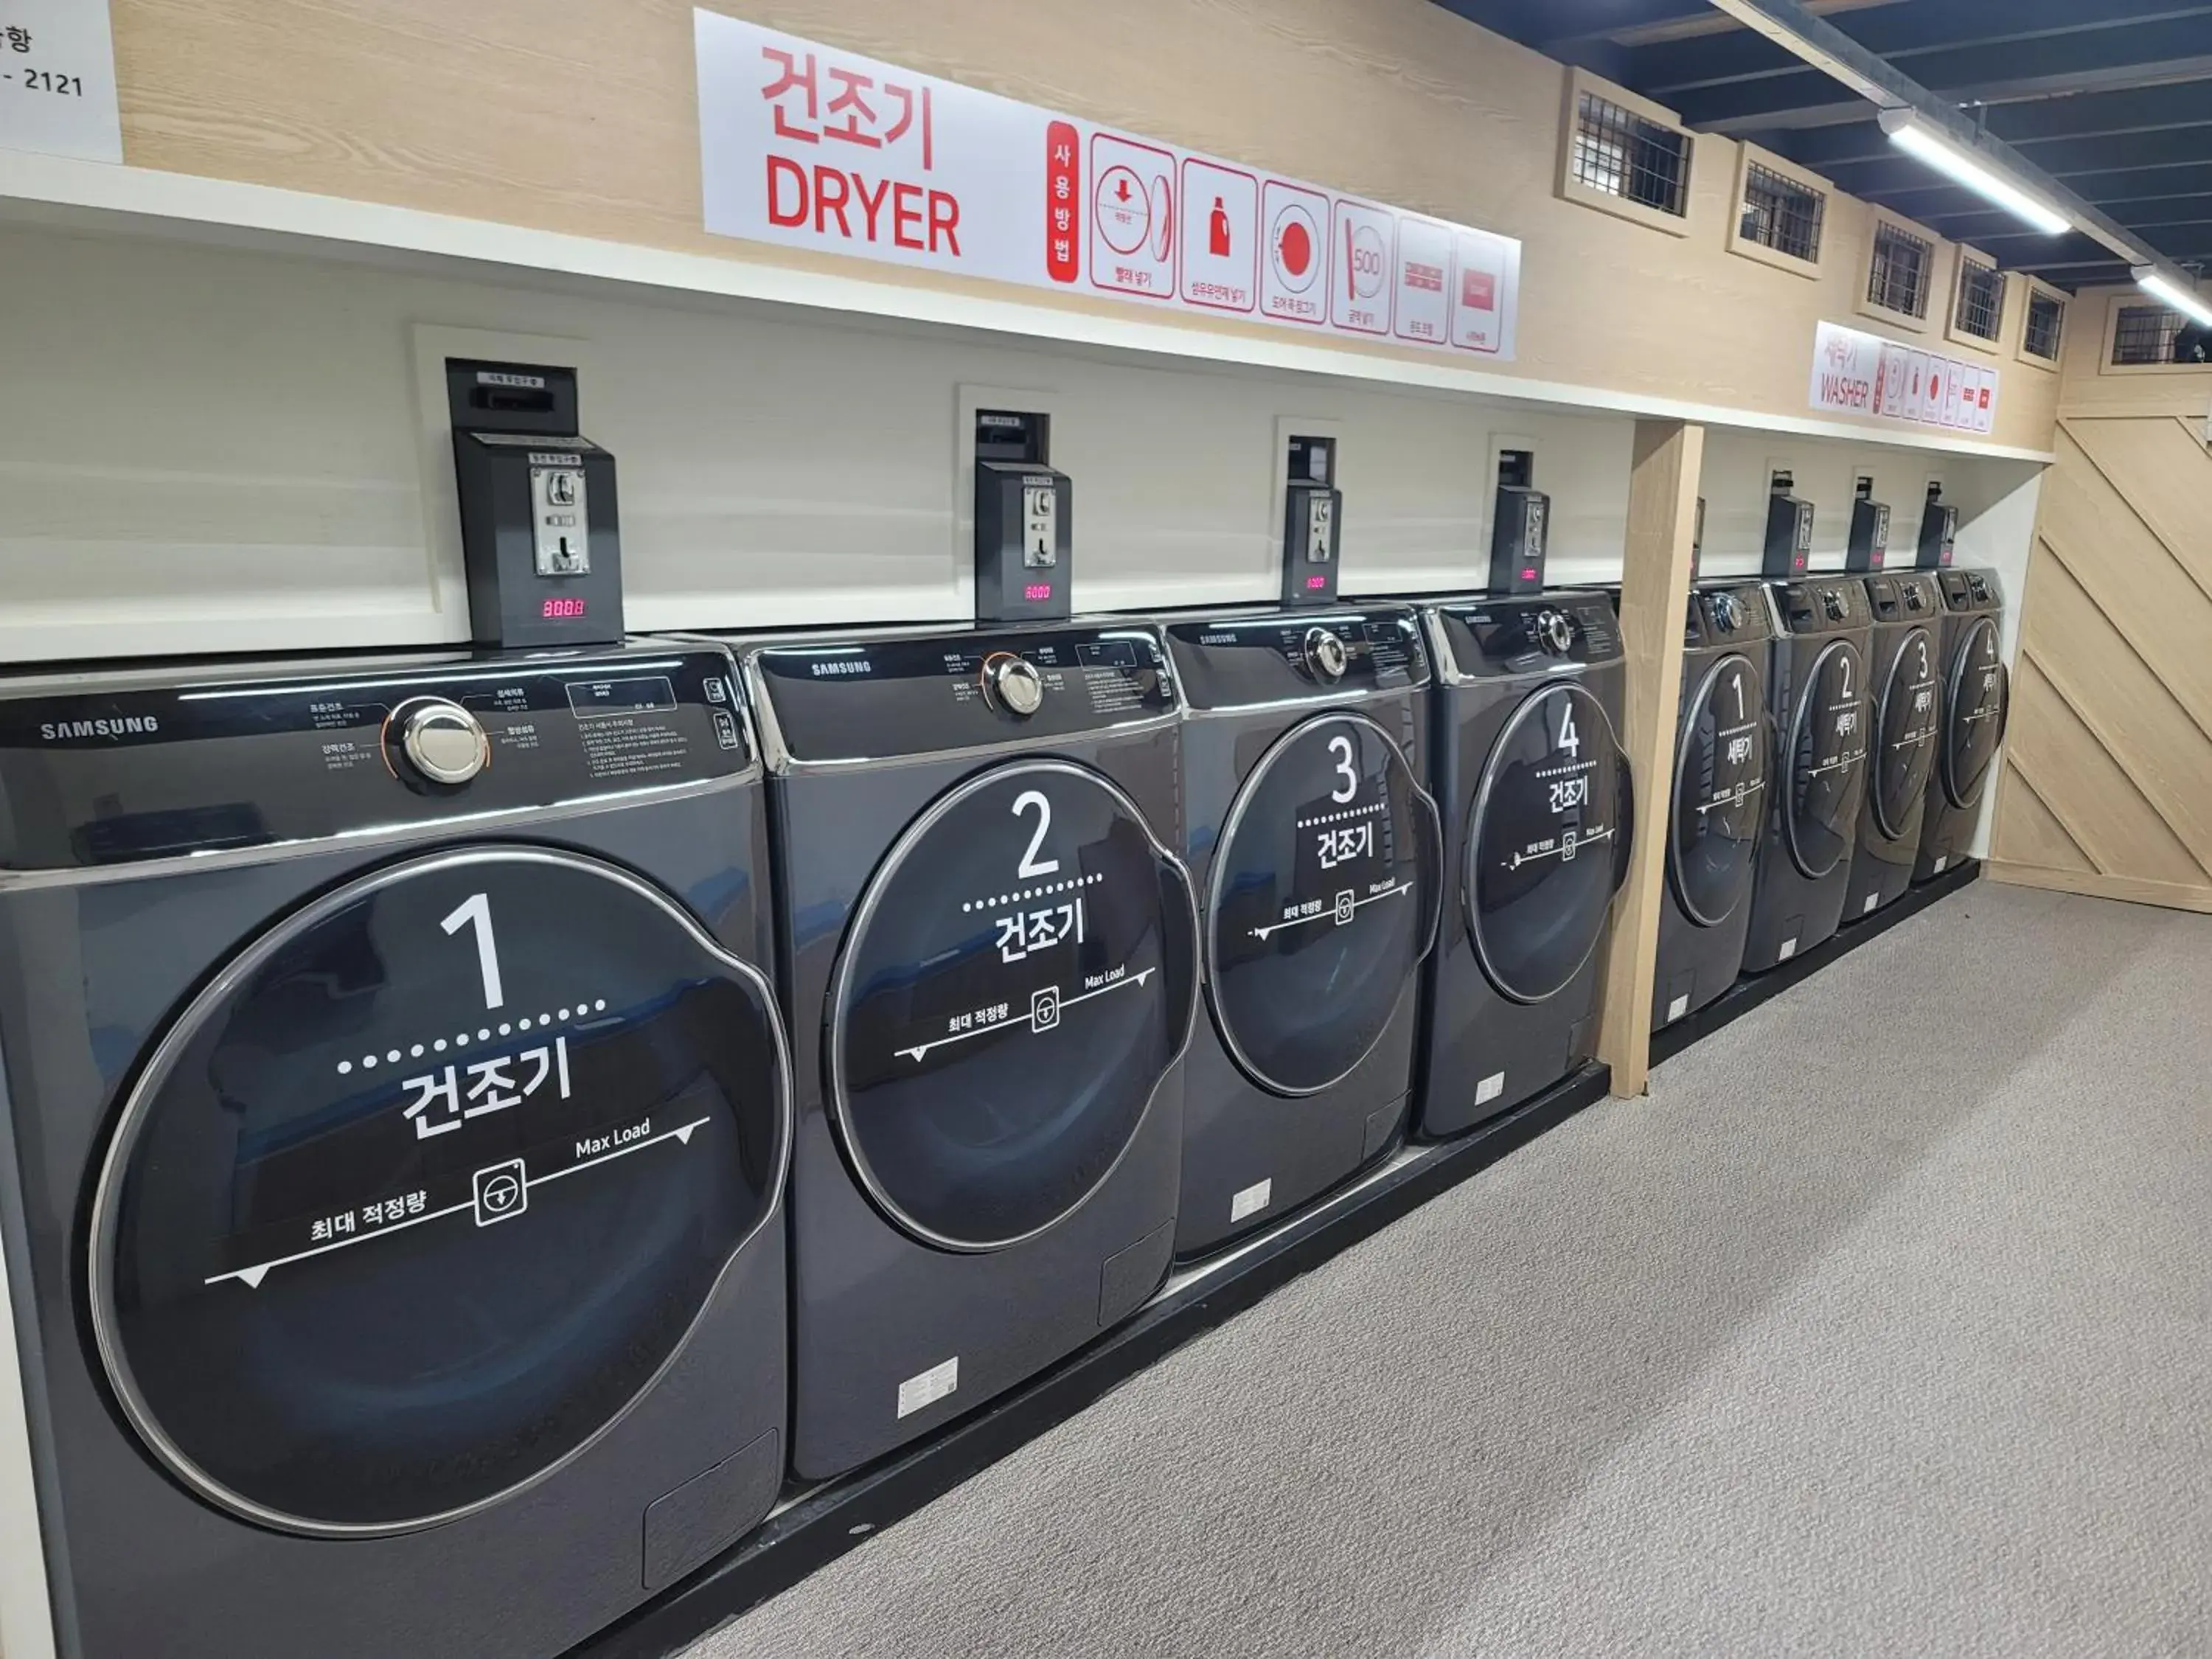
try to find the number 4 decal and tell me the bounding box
[1558,699,1581,758]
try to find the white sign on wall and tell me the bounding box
[1810,320,1998,436]
[695,10,1522,361]
[0,0,121,164]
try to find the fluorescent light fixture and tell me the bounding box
[1877,109,2071,236]
[2133,265,2212,330]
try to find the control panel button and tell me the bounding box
[1303,626,1349,683]
[1533,609,1575,657]
[982,653,1046,717]
[1711,592,1743,631]
[392,700,489,786]
[1821,590,1848,622]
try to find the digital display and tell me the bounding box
[1305,574,1328,590]
[1023,582,1054,602]
[542,597,588,619]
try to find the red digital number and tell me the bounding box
[1305,574,1328,590]
[1023,582,1053,602]
[540,597,588,619]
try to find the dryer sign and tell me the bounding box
[1260,178,1331,324]
[1180,156,1259,313]
[1088,131,1175,299]
[1330,198,1394,335]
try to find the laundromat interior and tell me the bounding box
[1,2,2209,1656]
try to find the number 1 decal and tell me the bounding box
[1731,671,1746,724]
[441,892,505,1011]
[1012,790,1061,878]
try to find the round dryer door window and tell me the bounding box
[1467,682,1628,1005]
[90,847,791,1537]
[1669,653,1768,928]
[1942,616,2009,810]
[1871,627,1941,841]
[1784,640,1872,879]
[1205,712,1441,1096]
[829,760,1197,1252]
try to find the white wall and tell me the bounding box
[0,221,2038,662]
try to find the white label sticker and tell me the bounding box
[1666,994,1690,1023]
[897,1355,959,1419]
[1863,893,1881,914]
[1230,1178,1273,1223]
[1778,937,1798,961]
[1475,1071,1506,1106]
[0,0,122,164]
[1933,855,1947,872]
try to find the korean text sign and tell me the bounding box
[1809,320,1999,436]
[695,10,1521,361]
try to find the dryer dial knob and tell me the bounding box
[1534,609,1575,657]
[1711,592,1743,630]
[983,654,1046,717]
[1821,590,1848,622]
[395,700,487,785]
[1303,627,1349,683]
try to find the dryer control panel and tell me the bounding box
[1165,607,1427,710]
[1428,592,1623,680]
[1938,568,2005,613]
[1772,577,1874,636]
[749,625,1175,763]
[1683,582,1775,650]
[0,645,751,870]
[1865,571,1942,624]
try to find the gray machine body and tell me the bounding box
[1844,572,1945,920]
[1414,592,1630,1138]
[1742,577,1875,972]
[738,622,1199,1482]
[0,643,790,1659]
[1161,605,1441,1259]
[1915,569,2011,882]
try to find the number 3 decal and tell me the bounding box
[1012,790,1060,878]
[1328,734,1359,804]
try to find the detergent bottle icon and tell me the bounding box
[1208,196,1231,257]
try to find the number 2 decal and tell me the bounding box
[1328,734,1359,804]
[1838,654,1854,703]
[1012,790,1061,878]
[441,893,505,1011]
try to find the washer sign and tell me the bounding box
[1330,198,1394,335]
[1393,215,1453,346]
[1180,156,1259,313]
[1090,131,1176,299]
[1452,229,1514,355]
[1260,178,1331,324]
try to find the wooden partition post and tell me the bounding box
[1599,418,1705,1098]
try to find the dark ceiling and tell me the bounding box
[1435,0,2212,289]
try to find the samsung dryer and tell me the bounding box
[741,622,1198,1481]
[0,644,792,1659]
[1741,577,1874,972]
[1652,580,1773,1029]
[1162,605,1441,1259]
[1843,572,1944,920]
[1416,592,1631,1137]
[1915,568,2011,882]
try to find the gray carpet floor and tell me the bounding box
[684,883,2212,1658]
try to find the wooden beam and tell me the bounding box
[1598,417,1704,1099]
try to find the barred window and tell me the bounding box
[1572,91,1691,218]
[1740,163,1825,262]
[2112,305,2185,365]
[1867,222,1934,319]
[1954,257,2006,344]
[2023,291,2065,362]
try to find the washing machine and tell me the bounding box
[1915,568,2011,881]
[1843,572,1944,920]
[0,644,792,1659]
[1415,592,1631,1138]
[1741,577,1874,972]
[1651,580,1773,1029]
[740,622,1198,1481]
[1161,605,1441,1259]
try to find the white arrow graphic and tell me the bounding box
[1695,780,1766,817]
[1506,825,1615,871]
[1251,880,1415,940]
[897,967,1157,1062]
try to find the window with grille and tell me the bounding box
[1571,91,1691,218]
[2023,290,2065,362]
[2112,305,2185,365]
[1739,163,1824,262]
[1867,222,1933,319]
[1954,257,2006,343]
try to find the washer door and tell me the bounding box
[1466,681,1629,1005]
[1941,616,2009,811]
[828,759,1198,1252]
[1871,626,1941,841]
[1205,712,1441,1097]
[1669,653,1768,929]
[1784,639,1871,879]
[90,846,792,1538]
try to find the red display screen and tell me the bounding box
[541,597,588,619]
[1023,582,1053,602]
[1305,574,1328,590]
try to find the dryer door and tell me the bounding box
[828,759,1198,1252]
[1669,653,1767,928]
[1783,639,1871,879]
[90,846,792,1538]
[1871,626,1941,841]
[1941,616,2009,811]
[1465,681,1628,1005]
[1205,712,1441,1097]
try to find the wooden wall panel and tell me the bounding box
[87,0,2058,446]
[1990,765,2094,874]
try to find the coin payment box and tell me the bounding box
[975,409,1073,623]
[1846,476,1891,573]
[1762,471,1815,577]
[447,359,623,648]
[1281,435,1343,605]
[1917,484,1958,568]
[1489,449,1549,594]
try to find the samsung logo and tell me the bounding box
[41,715,160,740]
[476,371,546,389]
[809,661,874,678]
